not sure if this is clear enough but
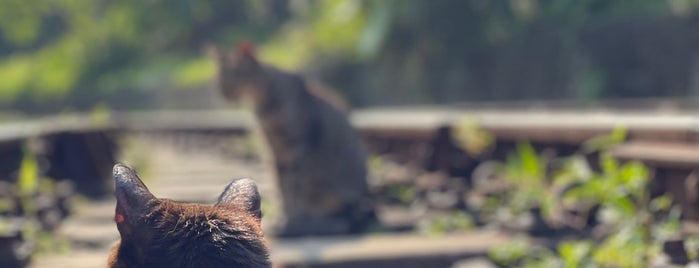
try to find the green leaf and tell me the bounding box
[488,237,530,266]
[553,155,592,186]
[592,225,649,267]
[599,152,618,179]
[618,161,649,197]
[18,152,39,196]
[517,142,541,179]
[583,127,627,152]
[608,197,637,219]
[558,240,593,268]
[649,195,673,212]
[451,119,495,157]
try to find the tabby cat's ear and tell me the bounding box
[233,41,261,69]
[216,178,262,220]
[113,163,156,235]
[235,41,256,58]
[205,44,225,63]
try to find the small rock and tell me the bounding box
[382,162,417,185]
[414,172,449,191]
[376,205,424,231]
[426,190,459,210]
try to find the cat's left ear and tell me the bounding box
[113,163,156,239]
[216,178,262,219]
[205,43,225,63]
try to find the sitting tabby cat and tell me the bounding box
[210,43,375,237]
[108,163,270,268]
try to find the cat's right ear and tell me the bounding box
[233,41,261,69]
[113,163,156,236]
[235,41,256,58]
[216,178,262,220]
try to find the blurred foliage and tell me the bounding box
[686,235,699,261]
[0,0,285,112]
[451,118,495,157]
[582,127,627,153]
[2,0,699,113]
[0,143,71,259]
[383,183,418,206]
[482,130,683,267]
[488,236,530,266]
[18,151,39,199]
[19,145,71,255]
[418,211,474,236]
[501,142,552,216]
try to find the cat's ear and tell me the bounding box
[235,41,256,59]
[232,41,261,69]
[216,178,262,220]
[205,43,225,64]
[113,163,156,235]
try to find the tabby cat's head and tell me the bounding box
[208,42,266,102]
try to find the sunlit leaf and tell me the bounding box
[599,152,618,179]
[488,237,530,266]
[592,225,649,267]
[558,240,593,268]
[451,119,495,157]
[618,160,649,197]
[517,142,542,179]
[607,197,636,219]
[583,127,627,153]
[649,195,673,212]
[18,152,39,196]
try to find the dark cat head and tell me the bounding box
[108,163,270,268]
[208,42,267,102]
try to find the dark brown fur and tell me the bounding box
[108,163,270,268]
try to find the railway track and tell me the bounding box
[29,135,509,268]
[2,106,699,267]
